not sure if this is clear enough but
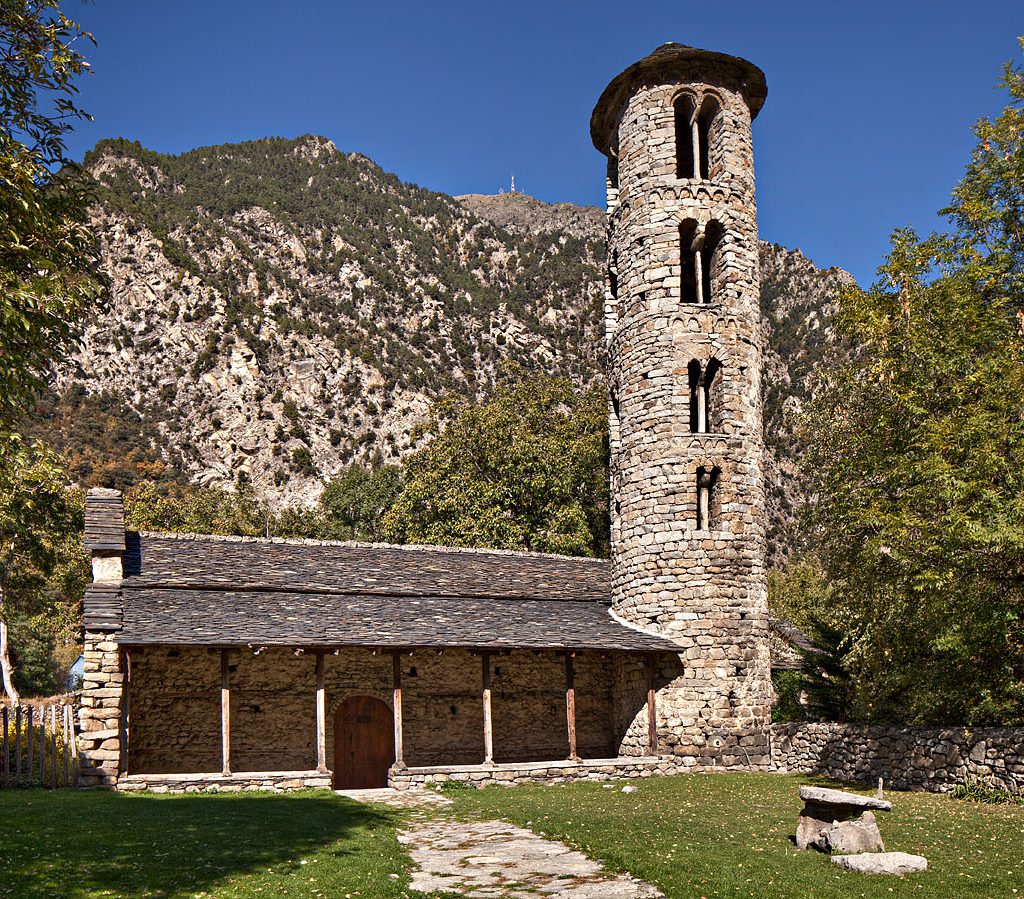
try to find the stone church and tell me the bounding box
[78,43,776,791]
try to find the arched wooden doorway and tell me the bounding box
[333,695,394,789]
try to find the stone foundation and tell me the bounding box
[116,770,332,793]
[771,722,1024,794]
[389,756,687,789]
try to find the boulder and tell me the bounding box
[821,812,885,854]
[831,852,928,876]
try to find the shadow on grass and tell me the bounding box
[0,788,398,898]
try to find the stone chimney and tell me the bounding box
[84,488,125,584]
[79,488,126,787]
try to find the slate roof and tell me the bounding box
[116,588,673,652]
[122,534,608,602]
[89,530,677,653]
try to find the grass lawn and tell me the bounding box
[447,771,1024,899]
[1,774,1021,898]
[0,788,433,898]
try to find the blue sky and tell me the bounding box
[65,0,1022,285]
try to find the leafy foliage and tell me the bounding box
[383,372,609,557]
[0,436,83,704]
[318,464,402,542]
[0,0,103,427]
[797,41,1024,725]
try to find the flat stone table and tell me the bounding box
[796,786,892,850]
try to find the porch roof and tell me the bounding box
[115,586,678,652]
[86,531,677,653]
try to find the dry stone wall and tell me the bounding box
[772,722,1024,794]
[597,49,772,768]
[126,646,618,775]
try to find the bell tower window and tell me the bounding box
[679,219,700,305]
[696,96,720,180]
[688,358,724,433]
[674,94,696,179]
[696,466,721,531]
[700,221,724,305]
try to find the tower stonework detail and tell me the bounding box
[593,44,772,766]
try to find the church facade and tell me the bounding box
[78,43,774,791]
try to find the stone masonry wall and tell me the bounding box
[77,630,125,787]
[390,756,687,790]
[772,722,1024,794]
[600,52,772,768]
[127,646,618,775]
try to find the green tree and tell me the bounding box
[319,464,402,542]
[1,0,102,426]
[125,481,270,536]
[383,373,609,557]
[0,436,76,705]
[800,40,1024,725]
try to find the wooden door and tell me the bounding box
[333,695,394,789]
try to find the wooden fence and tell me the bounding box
[1,703,79,788]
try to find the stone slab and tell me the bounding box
[832,852,928,876]
[799,786,892,811]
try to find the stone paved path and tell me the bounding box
[339,787,663,898]
[335,786,453,809]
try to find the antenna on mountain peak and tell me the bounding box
[510,173,516,194]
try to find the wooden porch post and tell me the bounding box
[220,649,231,776]
[392,651,405,769]
[481,652,494,766]
[565,652,580,761]
[121,649,131,777]
[315,652,327,773]
[645,654,658,756]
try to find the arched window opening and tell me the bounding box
[704,358,724,432]
[687,360,703,433]
[701,221,724,305]
[688,358,724,433]
[674,94,696,179]
[696,97,719,180]
[679,219,700,305]
[696,465,721,531]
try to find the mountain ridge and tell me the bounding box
[36,134,852,564]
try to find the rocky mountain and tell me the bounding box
[37,135,852,563]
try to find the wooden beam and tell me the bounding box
[39,705,45,783]
[645,654,658,756]
[565,652,579,762]
[315,652,327,773]
[14,707,21,784]
[220,649,231,776]
[392,651,405,769]
[50,705,57,789]
[26,706,33,781]
[481,652,494,766]
[122,649,131,777]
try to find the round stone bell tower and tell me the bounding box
[592,44,772,766]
